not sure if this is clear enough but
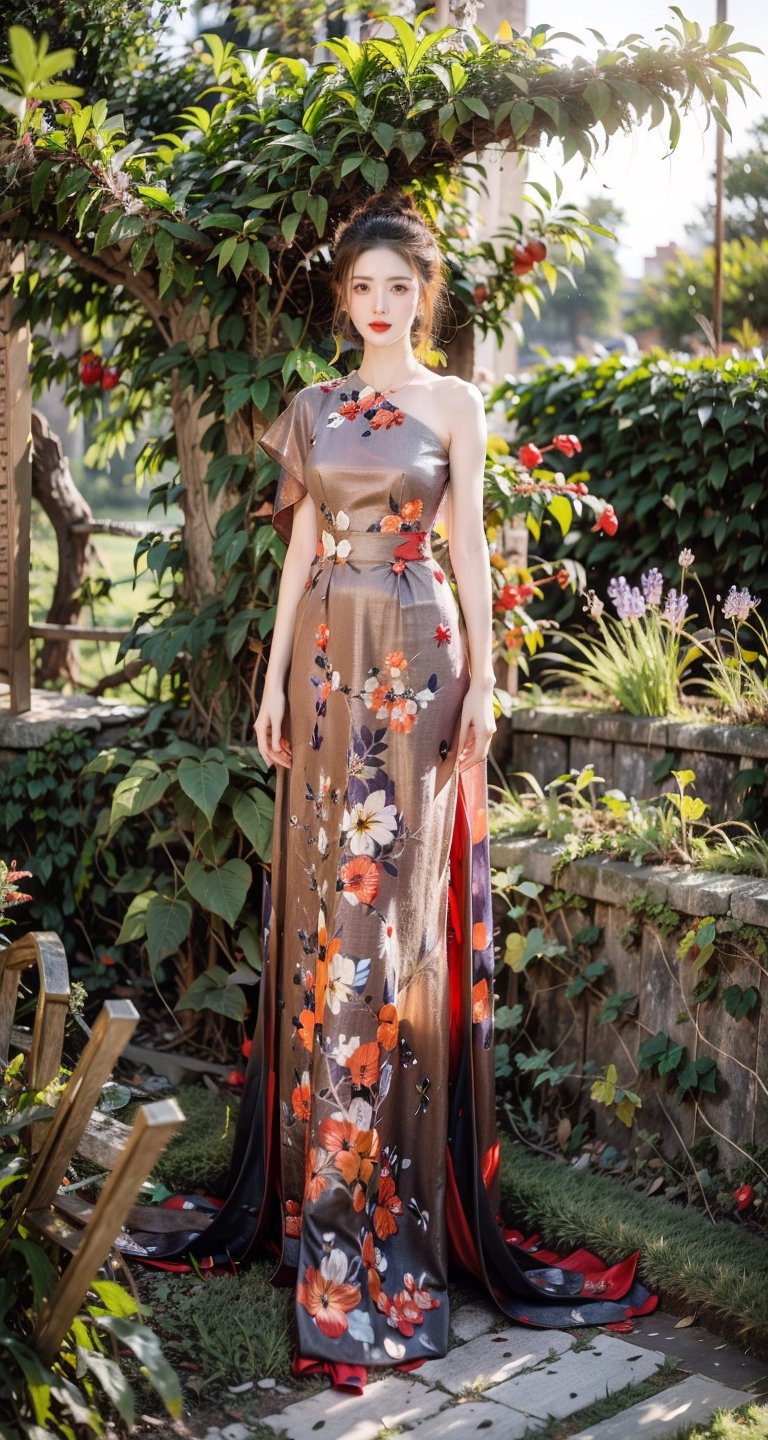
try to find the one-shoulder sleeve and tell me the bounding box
[258,388,314,544]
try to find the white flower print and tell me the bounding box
[342,789,398,854]
[321,531,352,562]
[325,953,357,1014]
[335,510,350,531]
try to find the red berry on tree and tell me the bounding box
[525,238,547,263]
[78,350,102,386]
[101,363,121,391]
[473,283,490,306]
[511,244,535,277]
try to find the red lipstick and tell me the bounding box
[369,323,391,331]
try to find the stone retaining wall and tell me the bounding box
[504,707,768,819]
[489,836,768,1167]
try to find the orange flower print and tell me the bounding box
[318,1118,379,1186]
[296,1009,315,1053]
[339,855,381,907]
[390,702,416,733]
[304,1146,332,1203]
[376,1003,399,1051]
[473,922,490,951]
[370,405,404,431]
[362,1231,385,1303]
[315,622,330,651]
[344,1041,380,1089]
[391,558,406,574]
[380,513,403,533]
[472,978,491,1024]
[472,807,488,844]
[292,1080,311,1121]
[373,1173,403,1240]
[337,400,361,421]
[400,498,423,523]
[385,651,407,672]
[297,1250,361,1338]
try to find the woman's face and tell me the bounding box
[344,246,421,351]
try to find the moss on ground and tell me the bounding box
[128,1084,240,1194]
[500,1136,768,1356]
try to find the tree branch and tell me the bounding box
[28,226,173,345]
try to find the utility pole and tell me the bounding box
[712,0,727,349]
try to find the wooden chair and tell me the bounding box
[0,931,185,1364]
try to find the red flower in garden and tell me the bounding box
[495,582,535,613]
[733,1183,754,1212]
[552,434,582,457]
[518,443,543,470]
[555,569,571,589]
[591,505,619,537]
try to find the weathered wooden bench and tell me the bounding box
[0,930,185,1363]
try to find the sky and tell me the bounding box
[525,1,768,276]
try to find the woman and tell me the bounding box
[133,188,655,1391]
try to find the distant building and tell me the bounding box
[643,242,680,278]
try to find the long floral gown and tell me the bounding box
[131,370,656,1387]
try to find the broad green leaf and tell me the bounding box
[232,788,274,857]
[77,1349,135,1426]
[184,858,251,925]
[95,1317,181,1418]
[145,894,192,970]
[177,758,229,822]
[547,493,573,538]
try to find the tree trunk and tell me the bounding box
[30,409,94,685]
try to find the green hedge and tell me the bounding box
[498,354,768,592]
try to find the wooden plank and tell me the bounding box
[6,1000,138,1225]
[76,1108,132,1170]
[26,1207,82,1253]
[70,519,178,537]
[34,1099,184,1362]
[0,931,70,1084]
[29,624,132,642]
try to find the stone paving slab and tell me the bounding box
[397,1398,544,1439]
[487,1334,666,1420]
[568,1374,751,1439]
[416,1324,574,1393]
[260,1373,445,1440]
[633,1310,768,1396]
[450,1300,498,1343]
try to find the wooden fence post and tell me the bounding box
[0,243,32,714]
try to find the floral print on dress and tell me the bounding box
[357,650,438,733]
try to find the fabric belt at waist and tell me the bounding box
[314,528,437,565]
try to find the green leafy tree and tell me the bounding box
[627,235,768,347]
[522,195,625,353]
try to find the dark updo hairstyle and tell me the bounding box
[329,187,450,362]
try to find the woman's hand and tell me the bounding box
[456,679,496,771]
[254,683,292,770]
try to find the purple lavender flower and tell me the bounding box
[641,568,664,607]
[722,586,761,623]
[608,576,646,621]
[663,588,689,628]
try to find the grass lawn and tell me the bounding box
[500,1138,768,1357]
[30,500,173,698]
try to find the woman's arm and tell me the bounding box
[445,382,496,770]
[254,489,317,770]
